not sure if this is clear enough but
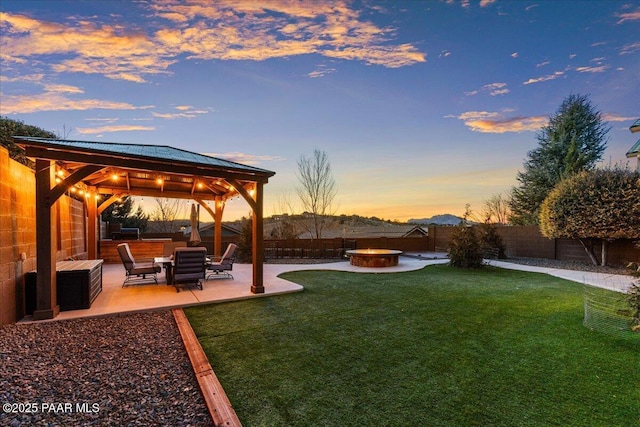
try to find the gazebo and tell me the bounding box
[13,137,275,320]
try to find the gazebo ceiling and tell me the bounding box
[13,137,275,201]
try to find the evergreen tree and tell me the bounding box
[510,94,609,225]
[0,116,56,167]
[101,196,149,232]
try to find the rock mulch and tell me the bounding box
[504,257,629,275]
[0,310,213,427]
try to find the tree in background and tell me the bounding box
[237,215,253,263]
[296,149,337,238]
[482,193,511,225]
[101,196,149,232]
[0,116,56,167]
[150,198,188,232]
[510,94,609,225]
[539,167,640,266]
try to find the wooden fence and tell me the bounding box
[262,226,638,266]
[427,225,639,267]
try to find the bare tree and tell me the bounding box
[296,149,337,238]
[482,193,511,225]
[269,193,301,239]
[150,198,188,232]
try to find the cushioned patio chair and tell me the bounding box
[206,243,237,281]
[172,247,207,292]
[117,243,161,287]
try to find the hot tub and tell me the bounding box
[345,249,403,268]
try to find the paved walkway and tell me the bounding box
[485,260,634,293]
[22,254,635,323]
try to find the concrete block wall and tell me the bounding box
[0,147,88,325]
[0,146,37,326]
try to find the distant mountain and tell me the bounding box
[408,214,463,226]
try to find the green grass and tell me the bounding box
[185,265,639,427]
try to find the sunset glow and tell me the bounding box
[1,0,638,221]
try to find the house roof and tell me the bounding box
[627,139,640,158]
[630,118,640,133]
[13,136,275,201]
[197,222,242,235]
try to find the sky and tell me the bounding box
[1,0,639,223]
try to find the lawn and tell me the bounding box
[185,265,639,427]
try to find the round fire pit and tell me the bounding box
[345,249,403,268]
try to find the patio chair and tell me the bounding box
[172,247,207,292]
[206,243,237,281]
[117,243,161,287]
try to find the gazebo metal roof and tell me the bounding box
[630,118,640,133]
[627,139,640,157]
[13,137,275,200]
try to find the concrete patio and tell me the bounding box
[19,253,635,323]
[20,255,448,322]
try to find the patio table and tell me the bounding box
[154,256,211,285]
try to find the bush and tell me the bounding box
[478,223,506,259]
[448,225,484,269]
[625,281,640,332]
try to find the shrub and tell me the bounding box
[625,281,640,332]
[478,223,506,259]
[448,225,484,269]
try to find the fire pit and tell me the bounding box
[345,249,403,268]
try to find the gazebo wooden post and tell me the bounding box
[87,186,98,259]
[33,159,59,320]
[214,198,225,258]
[251,182,265,294]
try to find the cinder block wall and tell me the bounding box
[0,147,88,325]
[0,146,37,326]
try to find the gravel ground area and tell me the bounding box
[504,257,629,275]
[0,310,212,427]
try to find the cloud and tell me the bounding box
[466,82,509,97]
[152,106,209,119]
[0,12,175,83]
[307,64,337,78]
[0,73,44,83]
[0,1,425,85]
[619,42,640,55]
[449,111,547,133]
[483,82,509,96]
[511,52,518,58]
[43,84,84,93]
[616,9,640,24]
[0,92,151,114]
[76,125,156,134]
[602,113,637,123]
[575,65,610,73]
[523,70,565,85]
[200,152,285,166]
